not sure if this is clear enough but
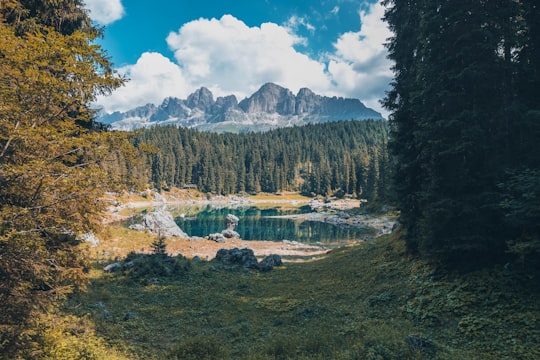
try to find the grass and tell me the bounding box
[41,229,540,359]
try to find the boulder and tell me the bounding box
[259,254,283,272]
[225,214,239,230]
[141,209,188,237]
[80,232,100,247]
[104,262,122,272]
[215,248,259,269]
[129,224,145,231]
[154,191,166,203]
[221,229,240,238]
[207,233,227,243]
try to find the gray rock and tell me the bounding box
[215,248,259,269]
[104,262,122,272]
[225,214,239,230]
[259,254,283,272]
[123,312,137,321]
[153,192,166,203]
[129,224,145,231]
[207,233,227,243]
[80,232,100,247]
[221,229,240,239]
[142,209,188,237]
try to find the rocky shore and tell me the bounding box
[99,190,398,261]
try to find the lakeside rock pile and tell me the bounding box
[206,213,240,242]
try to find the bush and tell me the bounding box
[121,252,190,281]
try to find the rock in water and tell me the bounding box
[225,214,239,230]
[142,209,188,237]
[222,214,240,238]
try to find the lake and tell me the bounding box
[169,205,374,244]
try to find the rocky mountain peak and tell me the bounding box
[297,87,315,97]
[296,87,321,114]
[186,87,214,111]
[98,83,383,132]
[239,83,296,115]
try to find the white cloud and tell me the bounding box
[285,15,316,33]
[95,52,189,113]
[85,0,125,25]
[328,2,393,115]
[331,6,340,15]
[95,3,393,117]
[166,14,330,99]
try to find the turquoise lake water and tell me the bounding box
[170,205,374,244]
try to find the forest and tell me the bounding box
[383,0,540,265]
[103,120,390,200]
[1,0,539,358]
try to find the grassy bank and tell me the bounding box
[33,230,539,359]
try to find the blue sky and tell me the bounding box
[84,0,392,116]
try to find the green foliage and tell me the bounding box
[121,252,190,282]
[36,313,127,360]
[500,168,540,259]
[1,0,92,36]
[0,1,127,355]
[151,235,168,257]
[106,120,391,200]
[383,0,540,264]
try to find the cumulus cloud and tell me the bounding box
[95,3,393,117]
[95,52,189,113]
[85,0,125,25]
[328,2,392,115]
[166,15,329,99]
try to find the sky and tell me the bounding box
[84,0,393,117]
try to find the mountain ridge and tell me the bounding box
[98,83,383,133]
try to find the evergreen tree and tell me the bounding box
[151,234,168,257]
[383,0,539,264]
[109,121,389,199]
[0,0,124,355]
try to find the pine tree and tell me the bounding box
[151,234,168,257]
[0,1,124,354]
[383,0,539,264]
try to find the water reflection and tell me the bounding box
[172,205,374,244]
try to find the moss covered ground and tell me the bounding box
[38,231,540,359]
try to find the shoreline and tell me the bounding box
[99,191,396,262]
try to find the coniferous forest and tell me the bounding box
[383,0,540,265]
[103,120,391,201]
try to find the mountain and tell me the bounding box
[98,83,383,133]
